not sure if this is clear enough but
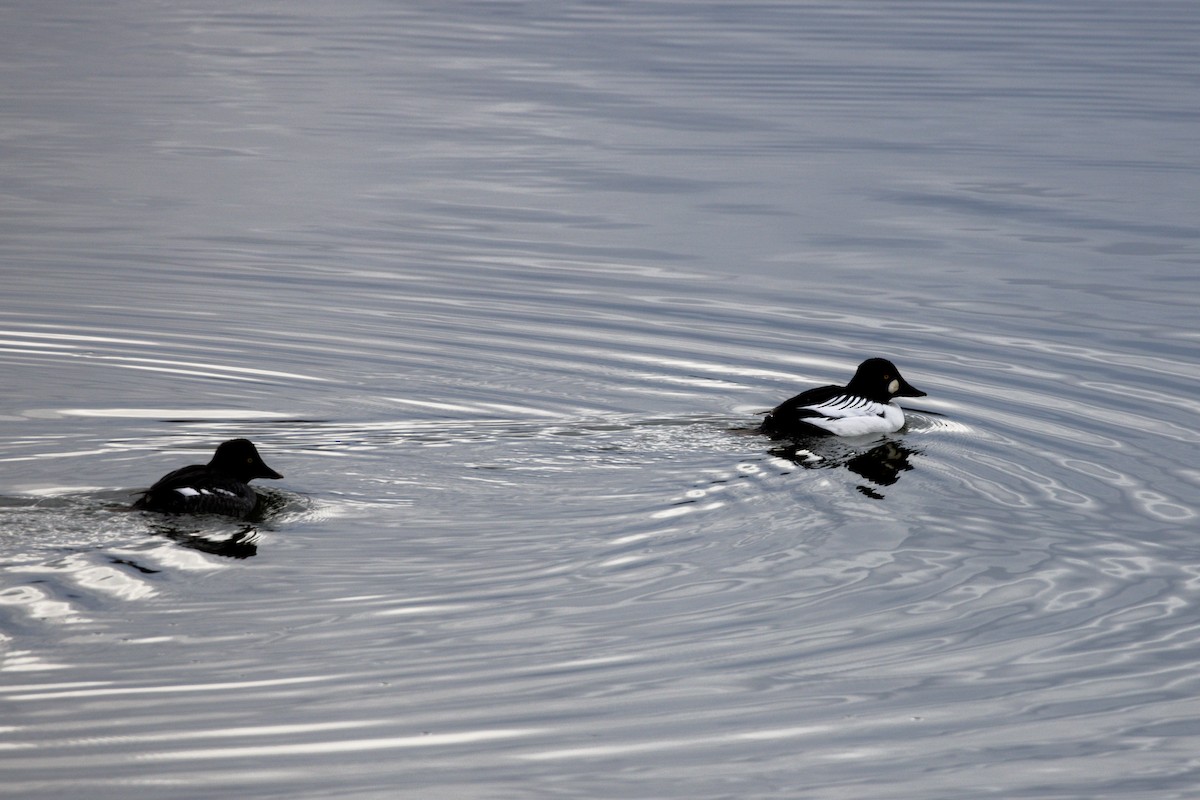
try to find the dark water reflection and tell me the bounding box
[2,1,1200,798]
[136,488,300,559]
[143,520,261,560]
[770,438,922,500]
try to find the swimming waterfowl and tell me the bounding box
[760,358,926,438]
[133,439,283,518]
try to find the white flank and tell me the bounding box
[804,397,906,436]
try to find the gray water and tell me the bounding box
[2,1,1199,798]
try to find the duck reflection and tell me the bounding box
[770,438,920,499]
[144,520,260,559]
[134,489,290,559]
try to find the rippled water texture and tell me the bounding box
[2,1,1199,798]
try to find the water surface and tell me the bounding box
[2,1,1199,798]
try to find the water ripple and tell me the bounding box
[4,1,1200,797]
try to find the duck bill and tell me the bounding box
[258,464,284,480]
[896,377,926,398]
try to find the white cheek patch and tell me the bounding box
[888,379,900,394]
